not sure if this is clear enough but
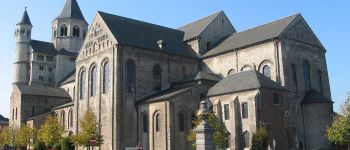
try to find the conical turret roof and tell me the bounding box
[57,0,86,22]
[17,9,32,26]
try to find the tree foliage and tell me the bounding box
[327,93,350,146]
[0,127,9,148]
[37,115,65,147]
[71,109,103,147]
[251,128,269,150]
[187,109,230,148]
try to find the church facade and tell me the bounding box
[9,0,334,149]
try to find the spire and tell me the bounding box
[57,0,86,22]
[17,8,32,26]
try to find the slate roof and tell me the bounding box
[57,0,86,22]
[30,40,57,54]
[58,70,76,86]
[98,11,197,58]
[178,11,222,41]
[17,9,32,25]
[16,85,70,98]
[138,83,198,104]
[0,114,9,123]
[57,48,78,57]
[52,101,74,110]
[195,71,221,82]
[208,70,286,96]
[302,90,333,105]
[202,14,299,58]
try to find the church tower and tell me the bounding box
[51,0,88,53]
[13,8,32,85]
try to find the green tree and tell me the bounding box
[187,109,230,149]
[327,93,350,149]
[16,125,36,148]
[0,127,9,148]
[251,128,269,150]
[37,115,65,148]
[71,109,103,148]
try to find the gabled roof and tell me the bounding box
[138,83,198,104]
[57,0,86,22]
[58,70,76,86]
[178,11,222,41]
[15,85,70,98]
[208,70,286,96]
[195,71,221,82]
[17,9,32,26]
[0,114,9,123]
[202,14,299,58]
[57,48,78,57]
[98,11,197,58]
[30,40,57,55]
[52,101,74,110]
[302,90,333,105]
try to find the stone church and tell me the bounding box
[9,0,334,149]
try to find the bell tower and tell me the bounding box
[13,8,32,85]
[51,0,88,53]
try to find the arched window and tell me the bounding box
[12,109,14,120]
[103,62,109,94]
[126,59,135,92]
[143,114,148,133]
[73,25,80,37]
[241,65,252,71]
[155,113,161,132]
[79,71,86,99]
[291,64,297,88]
[303,61,311,91]
[262,65,271,78]
[153,64,161,91]
[60,24,67,36]
[73,87,75,101]
[90,66,97,97]
[243,131,250,148]
[15,107,18,120]
[178,112,185,132]
[317,70,323,94]
[68,109,73,128]
[182,66,187,80]
[61,111,66,127]
[227,69,235,76]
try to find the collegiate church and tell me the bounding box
[9,0,334,149]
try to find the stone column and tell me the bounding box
[195,100,214,150]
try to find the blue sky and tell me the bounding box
[0,0,349,117]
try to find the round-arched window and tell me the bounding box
[262,65,271,78]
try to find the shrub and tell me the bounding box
[251,128,269,150]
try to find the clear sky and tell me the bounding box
[0,0,349,117]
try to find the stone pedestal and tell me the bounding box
[195,120,214,150]
[195,100,214,150]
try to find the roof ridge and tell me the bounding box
[57,0,86,22]
[17,9,32,26]
[98,11,181,33]
[235,13,299,34]
[178,11,222,29]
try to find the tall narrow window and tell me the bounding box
[69,109,73,128]
[153,64,161,91]
[12,109,14,120]
[224,104,230,120]
[242,102,248,119]
[79,71,86,99]
[303,61,311,91]
[243,131,250,148]
[15,107,18,120]
[126,59,135,92]
[273,93,280,105]
[291,64,298,87]
[143,114,148,133]
[32,106,35,117]
[182,66,187,80]
[73,25,80,37]
[90,66,97,97]
[73,87,75,101]
[60,24,67,36]
[61,111,66,128]
[263,65,271,78]
[103,62,109,94]
[179,112,185,132]
[317,70,323,94]
[156,114,161,132]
